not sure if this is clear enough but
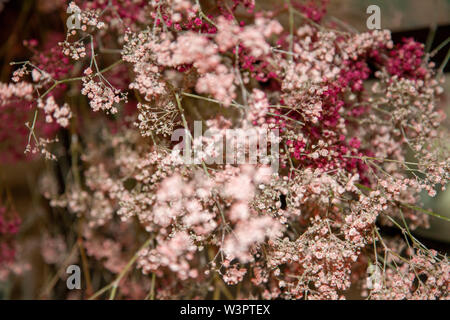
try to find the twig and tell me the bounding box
[89,237,153,300]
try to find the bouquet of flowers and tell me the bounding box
[0,0,448,300]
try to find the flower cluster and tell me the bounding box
[37,96,72,128]
[81,74,127,114]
